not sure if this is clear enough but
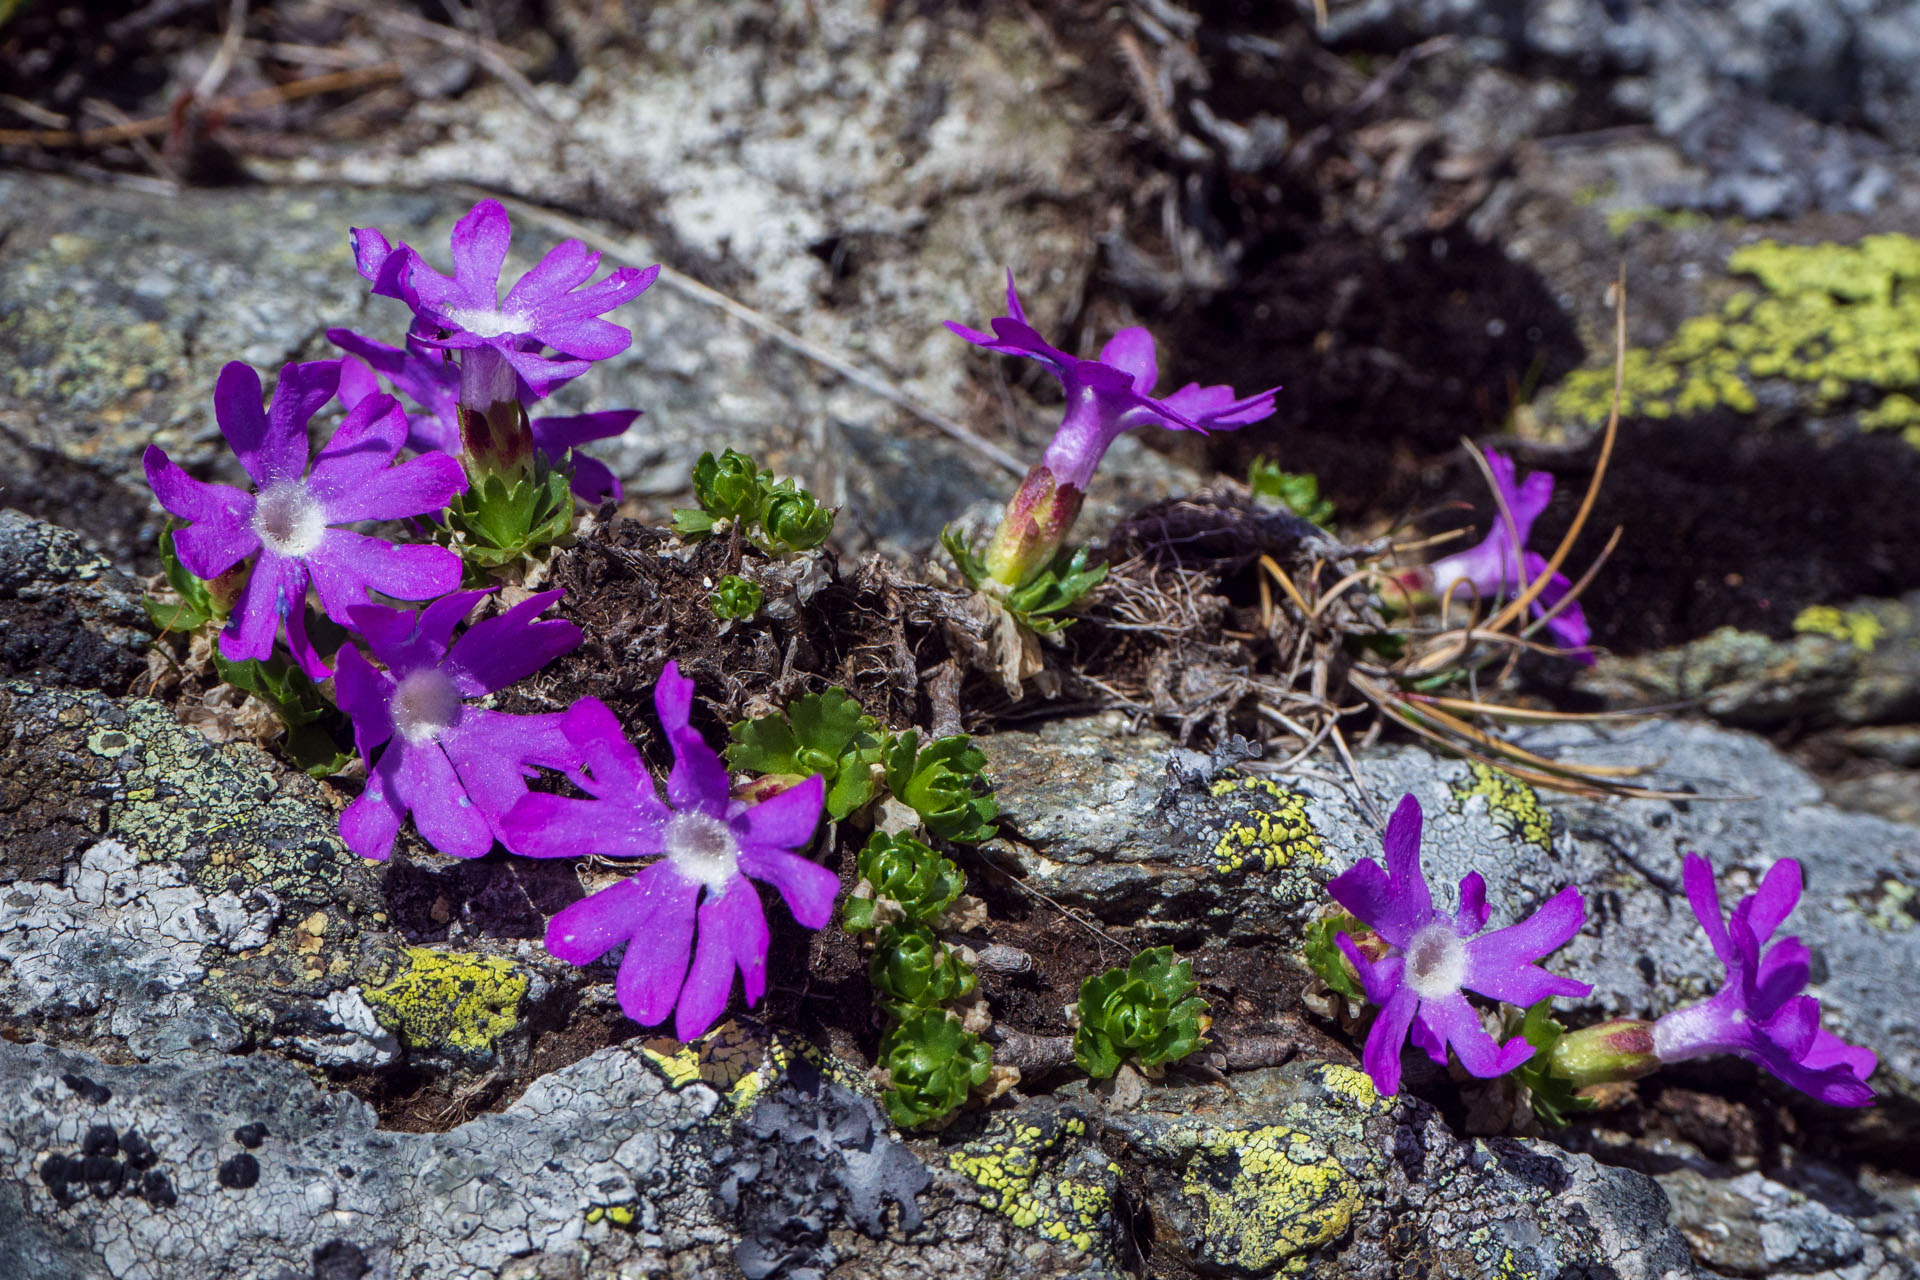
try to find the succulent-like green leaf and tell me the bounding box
[1002,546,1107,634]
[939,525,990,588]
[1072,946,1210,1079]
[1248,458,1336,525]
[1302,913,1368,1003]
[841,830,966,933]
[880,1010,993,1129]
[727,688,883,821]
[869,923,977,1019]
[444,461,574,568]
[758,482,834,554]
[710,574,764,621]
[1505,1000,1594,1128]
[690,448,766,525]
[881,730,998,843]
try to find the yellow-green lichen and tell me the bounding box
[1854,878,1917,932]
[638,1020,857,1111]
[1605,205,1711,237]
[1452,761,1553,851]
[362,948,528,1054]
[1311,1062,1388,1114]
[948,1114,1118,1254]
[1793,604,1886,651]
[1176,1124,1362,1273]
[1206,774,1326,873]
[1552,234,1920,430]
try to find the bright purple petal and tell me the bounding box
[389,738,494,858]
[444,589,582,697]
[443,708,582,833]
[562,697,658,800]
[262,360,342,484]
[501,239,599,311]
[653,661,731,816]
[1460,885,1589,1005]
[449,199,512,299]
[340,759,406,862]
[611,865,702,1026]
[145,447,258,578]
[218,552,306,665]
[674,877,771,1041]
[1750,935,1812,1020]
[532,409,640,449]
[1744,858,1804,948]
[1455,872,1490,936]
[1098,328,1159,393]
[1360,984,1420,1096]
[332,642,395,765]
[1682,853,1736,967]
[562,451,623,504]
[1804,1028,1877,1081]
[499,791,667,860]
[304,530,462,621]
[736,846,839,929]
[318,451,466,525]
[1418,991,1535,1078]
[1336,933,1404,1007]
[546,859,694,967]
[737,775,825,852]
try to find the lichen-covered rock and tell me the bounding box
[0,509,150,694]
[984,712,1920,1105]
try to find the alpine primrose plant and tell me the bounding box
[1408,449,1593,661]
[945,273,1278,602]
[1329,794,1590,1095]
[500,664,836,1042]
[333,589,584,862]
[144,361,467,679]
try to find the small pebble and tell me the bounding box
[233,1122,269,1149]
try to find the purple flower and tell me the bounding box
[143,360,467,679]
[500,664,837,1041]
[351,199,660,397]
[334,590,585,862]
[949,272,1276,586]
[948,273,1277,491]
[1651,855,1876,1107]
[1428,450,1592,661]
[332,329,639,502]
[1331,794,1591,1096]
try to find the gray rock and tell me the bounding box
[0,509,150,693]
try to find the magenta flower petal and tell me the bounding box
[304,529,462,622]
[332,643,395,764]
[442,708,580,835]
[737,775,826,851]
[340,772,405,862]
[547,859,695,967]
[735,847,839,930]
[144,446,259,575]
[390,738,495,858]
[502,239,601,310]
[503,792,668,860]
[1336,933,1404,1006]
[444,589,582,697]
[675,879,771,1042]
[1655,854,1876,1106]
[652,661,731,816]
[1097,327,1158,392]
[1362,985,1420,1097]
[1455,872,1490,935]
[612,866,703,1025]
[1460,885,1592,1005]
[1418,992,1535,1077]
[449,199,512,297]
[220,552,307,665]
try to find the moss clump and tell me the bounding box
[1552,234,1920,432]
[363,948,528,1055]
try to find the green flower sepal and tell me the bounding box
[442,453,574,570]
[941,528,1106,635]
[879,1010,994,1130]
[1073,946,1210,1079]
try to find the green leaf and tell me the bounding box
[690,449,766,525]
[940,525,989,588]
[1302,913,1368,1002]
[143,527,215,633]
[841,830,966,933]
[726,688,883,821]
[879,1010,993,1129]
[758,481,835,554]
[1072,946,1210,1078]
[882,730,999,843]
[869,923,977,1019]
[1505,1000,1594,1128]
[1248,458,1337,524]
[671,508,716,538]
[710,574,763,621]
[444,460,575,568]
[213,652,331,727]
[1003,546,1107,632]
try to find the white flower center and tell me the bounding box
[1404,922,1467,1000]
[666,811,740,890]
[391,669,463,743]
[251,482,328,557]
[440,305,533,339]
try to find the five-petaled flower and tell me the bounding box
[1425,449,1592,662]
[949,273,1277,586]
[334,589,586,862]
[332,328,639,503]
[1651,854,1877,1107]
[351,198,660,398]
[500,663,838,1041]
[1332,793,1591,1096]
[143,360,467,679]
